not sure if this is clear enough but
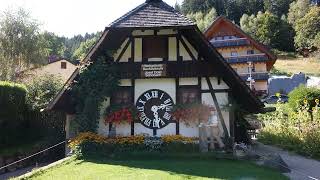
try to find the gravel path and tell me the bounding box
[253,142,320,180]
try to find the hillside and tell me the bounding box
[273,56,320,77]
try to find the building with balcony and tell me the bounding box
[205,16,277,96]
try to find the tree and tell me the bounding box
[41,31,66,62]
[294,7,320,52]
[72,37,98,61]
[240,12,295,51]
[0,8,48,81]
[264,0,294,17]
[287,0,310,26]
[187,8,217,32]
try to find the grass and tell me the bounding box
[21,153,288,180]
[273,56,320,77]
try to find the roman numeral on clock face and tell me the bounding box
[144,92,152,101]
[151,90,158,98]
[144,118,152,126]
[163,112,171,120]
[137,106,144,112]
[164,98,171,105]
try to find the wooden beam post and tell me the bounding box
[205,77,230,140]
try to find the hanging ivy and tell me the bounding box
[71,55,120,132]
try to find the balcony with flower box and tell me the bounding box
[224,54,269,64]
[210,38,250,48]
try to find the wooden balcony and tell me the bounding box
[238,72,269,81]
[210,38,250,48]
[225,54,269,63]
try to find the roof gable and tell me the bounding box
[204,16,277,70]
[109,0,195,28]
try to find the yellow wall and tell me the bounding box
[20,60,77,83]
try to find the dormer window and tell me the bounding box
[61,62,67,69]
[142,37,168,61]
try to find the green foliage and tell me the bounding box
[26,75,63,110]
[0,8,48,80]
[0,81,27,147]
[257,103,320,159]
[294,7,320,51]
[287,0,310,26]
[0,78,64,149]
[240,12,295,51]
[41,31,66,60]
[288,85,320,111]
[72,56,119,132]
[263,0,294,17]
[270,67,292,76]
[187,8,217,31]
[181,0,264,24]
[72,37,97,61]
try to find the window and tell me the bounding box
[247,50,254,54]
[142,37,168,59]
[177,86,200,104]
[61,62,67,69]
[111,87,133,106]
[231,51,238,57]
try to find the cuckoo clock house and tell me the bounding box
[205,17,277,96]
[48,0,266,144]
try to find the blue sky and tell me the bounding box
[0,0,183,37]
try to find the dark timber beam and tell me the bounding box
[116,38,131,62]
[205,77,230,139]
[178,35,196,61]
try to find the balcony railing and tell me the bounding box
[210,38,250,48]
[224,54,269,63]
[238,72,269,81]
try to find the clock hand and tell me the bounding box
[157,103,172,110]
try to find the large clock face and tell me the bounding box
[136,89,174,130]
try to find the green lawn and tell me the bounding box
[22,154,288,180]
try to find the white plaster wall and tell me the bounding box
[120,79,132,86]
[180,121,199,137]
[202,93,230,135]
[158,29,177,35]
[97,98,111,137]
[168,37,177,61]
[134,123,154,136]
[179,36,198,61]
[135,38,142,62]
[157,123,176,136]
[201,77,229,90]
[134,78,176,103]
[116,123,131,136]
[179,78,198,85]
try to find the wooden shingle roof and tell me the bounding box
[109,0,195,28]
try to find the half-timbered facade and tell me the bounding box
[48,0,265,141]
[205,17,277,96]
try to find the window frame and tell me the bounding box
[177,85,201,104]
[110,86,134,106]
[61,62,67,69]
[142,36,168,60]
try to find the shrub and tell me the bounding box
[288,85,320,112]
[258,103,320,159]
[0,81,28,148]
[69,133,199,158]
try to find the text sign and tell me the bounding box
[141,64,166,78]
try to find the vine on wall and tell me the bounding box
[71,55,119,132]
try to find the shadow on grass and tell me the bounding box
[78,152,287,180]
